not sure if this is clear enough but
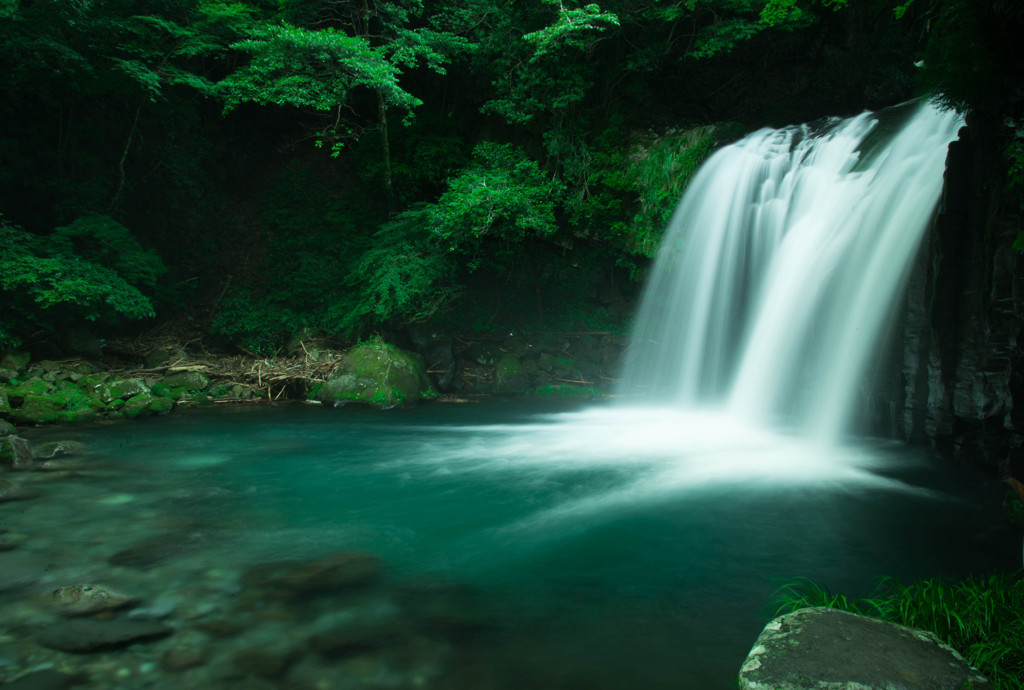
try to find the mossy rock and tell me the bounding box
[57,407,98,423]
[493,354,530,394]
[0,434,33,467]
[0,419,14,435]
[52,381,105,414]
[0,388,9,416]
[76,373,112,393]
[97,378,149,404]
[5,378,55,404]
[315,341,433,409]
[161,371,210,391]
[123,392,172,418]
[12,394,63,424]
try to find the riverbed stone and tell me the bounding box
[245,550,383,594]
[36,618,173,652]
[161,646,207,671]
[0,479,41,502]
[33,440,88,459]
[315,341,434,409]
[737,607,991,690]
[1,434,34,467]
[49,584,136,617]
[0,669,88,689]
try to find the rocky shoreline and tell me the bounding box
[1,330,626,459]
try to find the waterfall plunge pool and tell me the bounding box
[5,400,1016,689]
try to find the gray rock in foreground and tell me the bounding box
[738,607,990,689]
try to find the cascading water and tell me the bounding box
[619,100,964,440]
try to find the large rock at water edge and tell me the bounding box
[1,435,33,468]
[738,607,990,689]
[314,340,434,408]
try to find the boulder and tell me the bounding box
[97,377,149,404]
[315,340,434,409]
[0,387,9,415]
[33,440,87,459]
[5,378,55,403]
[738,607,990,689]
[1,435,34,468]
[162,370,210,391]
[493,353,529,394]
[12,394,66,424]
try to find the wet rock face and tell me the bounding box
[738,607,990,690]
[872,116,1024,465]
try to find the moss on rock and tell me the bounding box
[493,354,529,394]
[13,393,62,424]
[315,340,434,409]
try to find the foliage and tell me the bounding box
[328,207,460,336]
[219,22,420,135]
[429,142,565,259]
[570,124,717,258]
[50,215,166,289]
[772,573,1024,689]
[210,288,302,355]
[0,218,161,346]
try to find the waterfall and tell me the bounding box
[619,101,963,440]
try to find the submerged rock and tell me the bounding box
[245,550,383,594]
[33,440,87,459]
[49,584,135,617]
[36,618,173,652]
[0,669,88,689]
[738,607,990,689]
[0,479,41,502]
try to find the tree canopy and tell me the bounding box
[0,0,1020,352]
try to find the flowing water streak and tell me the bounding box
[619,102,963,439]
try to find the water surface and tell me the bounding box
[5,400,1015,688]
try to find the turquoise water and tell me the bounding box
[9,400,1016,688]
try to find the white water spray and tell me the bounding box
[619,101,963,440]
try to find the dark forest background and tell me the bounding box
[2,0,1022,356]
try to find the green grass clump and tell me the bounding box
[771,573,1024,688]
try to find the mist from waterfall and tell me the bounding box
[618,101,963,440]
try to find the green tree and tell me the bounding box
[0,217,165,348]
[220,2,471,213]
